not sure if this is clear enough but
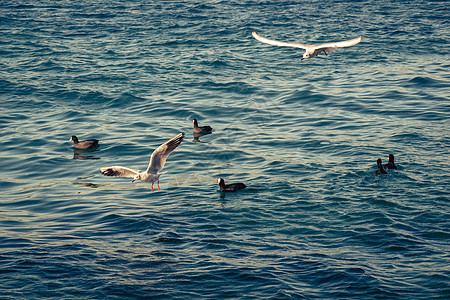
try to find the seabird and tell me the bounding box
[70,135,99,149]
[374,158,388,176]
[384,154,398,170]
[217,178,246,192]
[252,30,362,60]
[193,119,212,134]
[100,132,184,191]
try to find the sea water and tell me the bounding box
[0,0,449,298]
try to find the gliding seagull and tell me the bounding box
[252,31,362,60]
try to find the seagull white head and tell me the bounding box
[132,174,141,183]
[301,53,311,60]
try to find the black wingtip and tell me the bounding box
[177,132,185,141]
[166,132,185,149]
[100,168,120,177]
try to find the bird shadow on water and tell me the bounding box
[72,175,101,189]
[73,181,101,189]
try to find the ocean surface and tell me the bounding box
[1,0,449,298]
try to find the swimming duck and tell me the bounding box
[193,119,212,134]
[218,178,246,192]
[374,158,387,176]
[70,135,99,149]
[384,154,397,170]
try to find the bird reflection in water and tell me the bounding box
[72,148,100,160]
[192,131,212,143]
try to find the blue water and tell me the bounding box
[1,0,449,298]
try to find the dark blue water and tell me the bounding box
[1,0,449,298]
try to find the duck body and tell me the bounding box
[193,119,212,134]
[70,135,99,149]
[218,178,246,192]
[374,158,387,176]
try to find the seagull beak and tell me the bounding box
[301,58,304,61]
[132,179,136,182]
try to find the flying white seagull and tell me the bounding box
[100,132,184,191]
[252,31,362,60]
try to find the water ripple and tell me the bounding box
[0,0,449,298]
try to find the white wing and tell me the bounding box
[252,31,308,49]
[317,36,362,49]
[100,166,140,178]
[146,132,185,174]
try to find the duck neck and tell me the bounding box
[218,179,226,189]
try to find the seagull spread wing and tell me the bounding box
[309,36,362,57]
[316,36,362,49]
[252,31,308,49]
[146,132,185,174]
[100,166,140,178]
